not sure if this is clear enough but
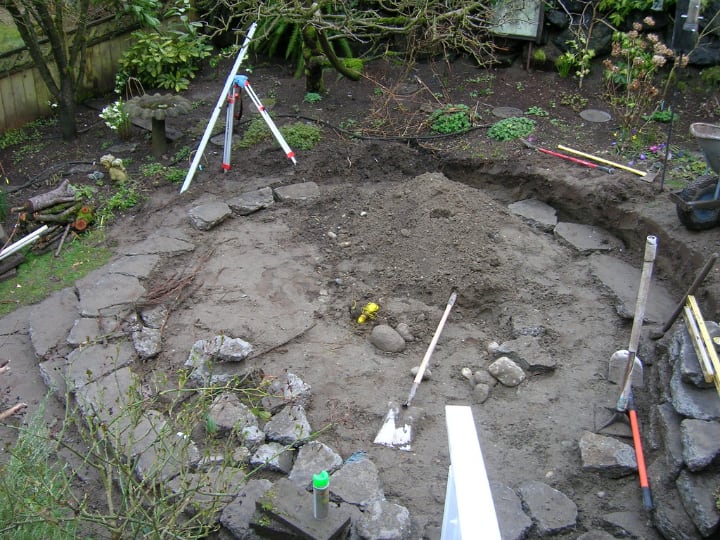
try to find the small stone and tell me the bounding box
[461,367,473,381]
[396,322,415,341]
[473,369,497,387]
[411,366,432,380]
[473,383,491,403]
[327,231,337,240]
[487,341,501,354]
[400,228,411,237]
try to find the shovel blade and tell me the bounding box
[608,350,644,388]
[374,402,416,451]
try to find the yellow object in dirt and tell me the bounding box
[357,302,380,324]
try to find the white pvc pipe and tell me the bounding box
[180,22,257,193]
[0,225,49,262]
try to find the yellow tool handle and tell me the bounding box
[683,304,715,383]
[687,295,720,396]
[557,145,647,177]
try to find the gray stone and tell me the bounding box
[217,336,253,362]
[76,273,145,317]
[131,326,162,360]
[677,323,720,388]
[67,316,122,347]
[589,253,676,323]
[497,334,556,373]
[250,442,295,474]
[135,430,201,483]
[651,402,685,475]
[207,392,258,436]
[473,369,497,387]
[508,198,558,231]
[66,340,136,391]
[166,467,246,516]
[120,228,195,256]
[75,366,138,443]
[676,469,720,536]
[576,531,617,540]
[288,441,343,489]
[103,254,160,278]
[227,186,275,215]
[139,304,168,329]
[487,356,526,387]
[220,479,273,539]
[28,287,77,358]
[120,409,168,461]
[355,499,411,540]
[491,483,532,540]
[472,383,491,403]
[189,201,232,231]
[273,181,320,202]
[670,368,720,420]
[579,431,637,478]
[256,478,351,540]
[681,418,720,471]
[554,222,624,253]
[262,372,312,413]
[263,404,312,445]
[369,324,406,353]
[240,425,265,451]
[395,322,414,341]
[331,455,384,508]
[517,480,577,535]
[602,511,658,539]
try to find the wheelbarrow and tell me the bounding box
[671,123,720,231]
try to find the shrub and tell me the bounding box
[488,117,536,141]
[429,104,472,134]
[280,122,321,150]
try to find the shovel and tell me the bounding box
[374,290,457,450]
[598,235,657,511]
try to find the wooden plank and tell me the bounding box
[442,405,501,540]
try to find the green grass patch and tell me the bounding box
[0,230,112,318]
[0,400,77,539]
[280,122,321,150]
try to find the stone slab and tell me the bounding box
[508,198,558,232]
[257,478,351,540]
[65,340,136,391]
[76,273,146,317]
[554,222,624,253]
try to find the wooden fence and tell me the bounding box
[0,17,135,132]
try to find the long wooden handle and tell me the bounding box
[557,144,647,177]
[405,291,457,407]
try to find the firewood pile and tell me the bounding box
[0,179,93,281]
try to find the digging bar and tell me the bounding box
[522,139,615,174]
[374,290,457,450]
[650,252,718,340]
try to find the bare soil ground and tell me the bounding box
[3,54,720,538]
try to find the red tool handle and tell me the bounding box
[628,399,653,510]
[537,147,614,174]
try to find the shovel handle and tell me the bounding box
[536,147,615,174]
[628,396,653,511]
[404,290,457,407]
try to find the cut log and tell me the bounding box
[21,179,76,212]
[0,252,24,276]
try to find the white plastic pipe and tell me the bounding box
[180,22,257,193]
[0,225,49,262]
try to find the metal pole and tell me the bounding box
[180,22,257,194]
[0,225,49,262]
[236,75,297,165]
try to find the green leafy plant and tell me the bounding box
[303,92,323,104]
[526,106,549,117]
[556,40,595,86]
[429,104,472,134]
[642,110,678,123]
[279,122,321,150]
[237,117,272,148]
[117,1,212,92]
[487,116,536,141]
[99,99,131,139]
[559,92,589,112]
[598,0,655,27]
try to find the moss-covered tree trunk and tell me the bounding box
[301,25,325,93]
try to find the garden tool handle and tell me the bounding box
[628,394,653,511]
[628,235,657,355]
[404,290,457,408]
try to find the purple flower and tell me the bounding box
[640,153,647,160]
